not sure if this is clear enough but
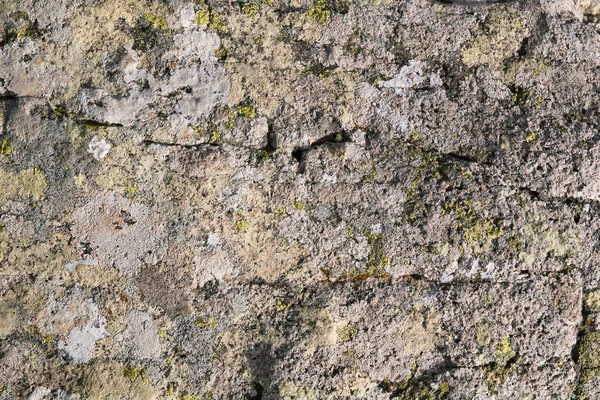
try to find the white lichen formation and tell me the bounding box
[58,300,108,363]
[207,232,221,247]
[87,135,111,160]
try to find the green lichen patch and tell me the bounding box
[301,62,337,78]
[321,227,391,283]
[525,131,537,143]
[234,219,249,233]
[0,139,11,155]
[291,201,305,211]
[0,224,11,263]
[2,11,44,44]
[237,105,256,120]
[364,230,391,276]
[121,365,149,383]
[194,317,218,329]
[143,13,168,30]
[585,292,600,313]
[510,85,534,107]
[442,199,505,245]
[475,320,492,347]
[179,395,203,400]
[132,15,165,52]
[276,300,291,312]
[242,2,261,17]
[483,335,519,394]
[403,178,425,223]
[214,45,229,62]
[576,331,600,368]
[194,1,226,33]
[572,331,600,396]
[0,166,48,206]
[401,144,457,223]
[462,6,529,70]
[194,123,223,145]
[306,0,332,25]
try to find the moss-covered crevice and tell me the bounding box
[483,335,520,394]
[1,11,44,45]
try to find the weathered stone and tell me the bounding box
[1,0,599,398]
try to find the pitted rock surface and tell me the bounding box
[1,0,600,398]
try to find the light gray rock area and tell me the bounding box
[2,0,600,398]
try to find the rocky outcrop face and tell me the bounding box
[1,0,600,398]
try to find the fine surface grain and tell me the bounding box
[1,0,600,398]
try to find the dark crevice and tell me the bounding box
[570,286,590,398]
[291,131,353,173]
[432,0,513,5]
[291,146,310,174]
[265,120,278,152]
[141,140,214,149]
[443,151,493,165]
[79,119,123,128]
[0,92,17,100]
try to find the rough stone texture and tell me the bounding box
[1,0,600,398]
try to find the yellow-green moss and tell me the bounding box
[194,317,218,329]
[194,9,210,25]
[225,108,236,130]
[577,331,600,369]
[306,0,331,25]
[0,139,11,155]
[576,331,600,383]
[237,105,256,120]
[508,235,522,252]
[274,207,287,217]
[121,365,149,383]
[208,123,222,145]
